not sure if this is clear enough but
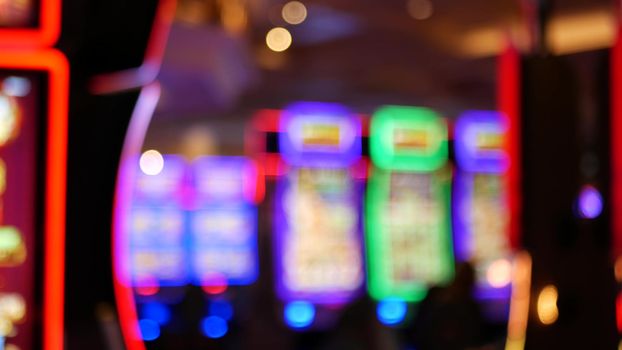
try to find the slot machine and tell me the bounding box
[0,0,67,349]
[190,156,261,339]
[366,105,453,326]
[453,111,512,319]
[274,102,365,330]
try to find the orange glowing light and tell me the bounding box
[536,285,559,325]
[505,252,531,350]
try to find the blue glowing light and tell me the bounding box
[578,185,603,219]
[139,319,161,341]
[284,301,315,329]
[209,300,234,321]
[141,302,171,325]
[377,299,407,325]
[201,316,228,338]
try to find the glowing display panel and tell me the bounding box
[190,156,259,286]
[0,0,36,28]
[279,102,361,168]
[366,170,453,302]
[0,72,40,349]
[128,155,188,287]
[454,112,512,299]
[370,106,447,172]
[367,107,453,302]
[274,167,365,304]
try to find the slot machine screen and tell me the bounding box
[0,0,37,28]
[454,112,512,299]
[0,70,42,349]
[275,102,365,306]
[127,155,188,288]
[190,156,258,287]
[366,106,453,302]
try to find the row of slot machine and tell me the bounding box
[115,102,516,346]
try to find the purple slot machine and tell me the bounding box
[453,111,513,319]
[274,102,365,330]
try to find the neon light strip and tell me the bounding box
[0,0,61,48]
[498,44,522,250]
[246,109,286,178]
[505,252,532,350]
[113,83,161,350]
[89,0,177,94]
[612,21,622,258]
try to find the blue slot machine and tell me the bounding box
[274,101,366,330]
[189,156,260,340]
[453,111,513,319]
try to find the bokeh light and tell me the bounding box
[284,301,315,329]
[139,150,164,176]
[209,300,234,321]
[537,285,559,325]
[138,319,161,341]
[577,185,603,219]
[201,316,228,338]
[486,258,512,288]
[406,0,433,20]
[266,27,293,52]
[376,298,407,325]
[141,303,171,325]
[282,1,307,25]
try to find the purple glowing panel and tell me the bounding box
[274,168,365,304]
[577,185,603,219]
[134,155,187,203]
[453,172,512,300]
[190,156,259,286]
[129,155,189,287]
[193,156,257,204]
[454,111,509,174]
[279,102,362,168]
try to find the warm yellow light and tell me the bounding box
[407,0,433,20]
[547,9,615,55]
[139,150,164,176]
[220,0,247,34]
[505,252,532,350]
[282,1,307,25]
[537,285,559,325]
[266,27,292,52]
[487,258,512,288]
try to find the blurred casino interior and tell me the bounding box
[0,0,622,349]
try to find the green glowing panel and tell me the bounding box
[365,168,454,302]
[370,106,448,172]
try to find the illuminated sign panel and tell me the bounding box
[279,102,361,168]
[366,106,453,302]
[454,111,509,173]
[370,106,447,172]
[453,112,512,299]
[190,156,259,286]
[128,155,188,287]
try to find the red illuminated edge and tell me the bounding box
[498,43,521,250]
[89,0,177,94]
[112,83,161,350]
[0,50,69,350]
[0,0,61,48]
[612,23,622,258]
